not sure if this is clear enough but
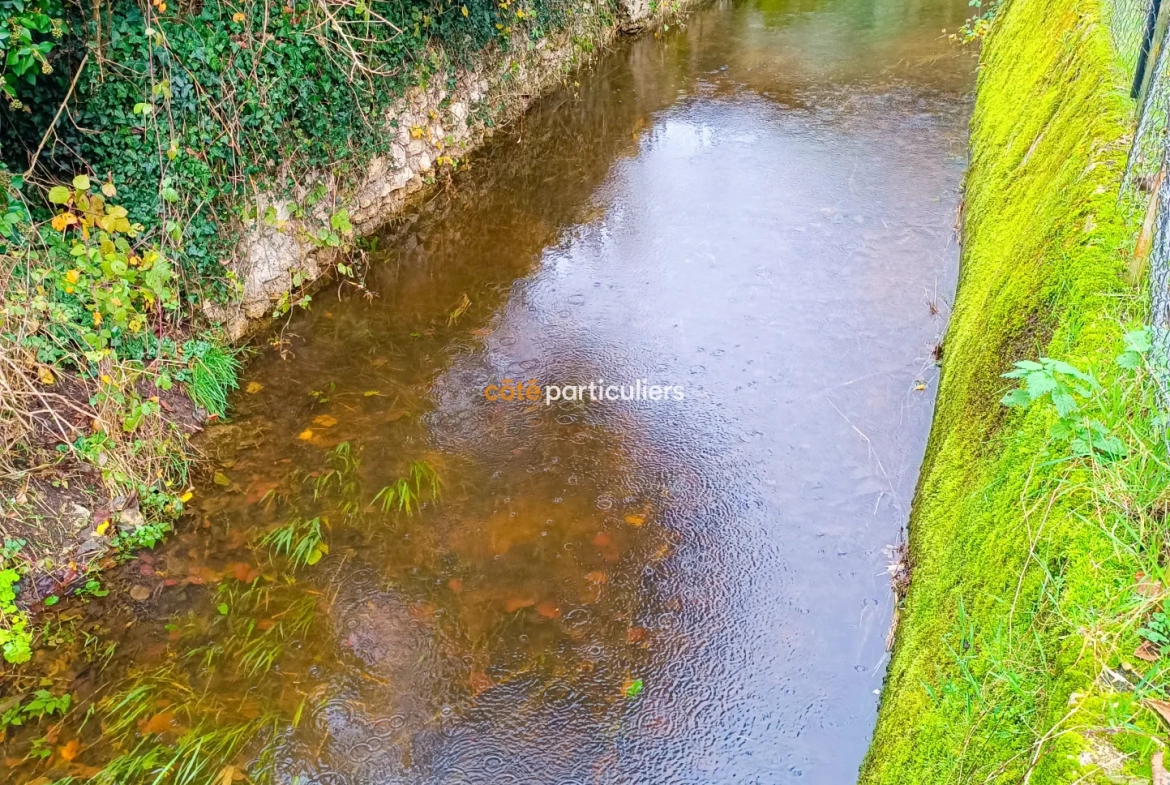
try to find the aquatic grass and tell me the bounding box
[372,460,442,516]
[259,517,326,569]
[310,441,363,515]
[66,658,290,785]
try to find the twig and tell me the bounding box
[25,53,90,178]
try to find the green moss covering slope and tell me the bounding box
[860,0,1152,780]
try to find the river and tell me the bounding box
[6,0,975,782]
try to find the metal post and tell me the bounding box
[1135,0,1165,97]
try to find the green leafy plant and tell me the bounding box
[0,537,31,663]
[948,0,998,43]
[1000,340,1140,459]
[0,0,65,108]
[76,577,109,598]
[1139,599,1170,655]
[111,521,171,553]
[0,689,71,730]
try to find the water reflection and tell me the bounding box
[4,0,974,782]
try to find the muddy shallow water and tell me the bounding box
[7,0,975,782]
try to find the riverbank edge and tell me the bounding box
[0,0,700,668]
[859,0,1150,782]
[205,0,692,340]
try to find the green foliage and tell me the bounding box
[1001,356,1123,458]
[76,577,109,597]
[111,521,171,553]
[948,0,997,43]
[1138,599,1170,654]
[0,0,65,108]
[0,537,31,664]
[0,688,71,729]
[18,0,594,288]
[6,175,179,365]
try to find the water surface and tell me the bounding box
[7,1,975,782]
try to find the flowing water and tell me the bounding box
[6,1,976,782]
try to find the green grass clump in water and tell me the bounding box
[857,0,1170,780]
[185,342,241,418]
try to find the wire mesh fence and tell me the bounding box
[1114,0,1170,403]
[1108,0,1159,79]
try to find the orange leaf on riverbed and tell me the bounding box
[228,562,259,582]
[58,739,80,761]
[138,711,176,736]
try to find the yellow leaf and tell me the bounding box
[363,390,380,397]
[461,4,468,14]
[245,382,263,394]
[94,520,110,537]
[213,472,231,486]
[65,269,80,284]
[50,212,76,232]
[232,11,245,21]
[624,514,645,527]
[179,491,193,503]
[101,182,117,198]
[312,414,338,428]
[298,429,314,441]
[58,739,80,761]
[37,366,55,385]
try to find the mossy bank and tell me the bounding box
[862,0,1170,781]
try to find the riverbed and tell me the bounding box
[6,0,976,781]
